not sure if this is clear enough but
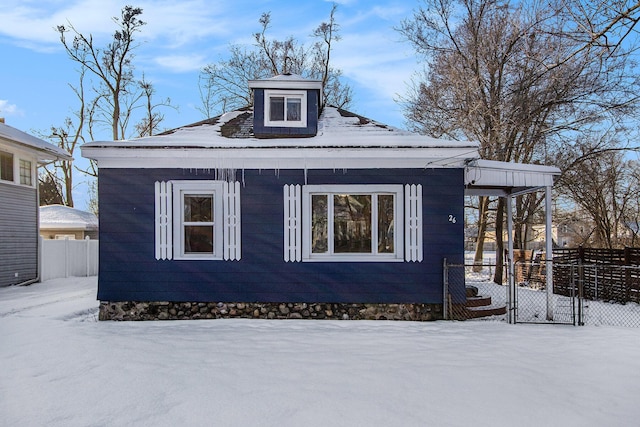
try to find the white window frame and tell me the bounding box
[19,159,32,186]
[301,184,405,262]
[0,150,14,183]
[264,89,307,128]
[172,181,224,261]
[0,150,37,188]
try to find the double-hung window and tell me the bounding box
[284,184,423,262]
[265,90,307,127]
[174,181,223,259]
[19,159,32,186]
[0,151,14,182]
[155,180,241,261]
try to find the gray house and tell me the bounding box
[0,120,72,287]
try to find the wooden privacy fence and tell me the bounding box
[553,247,640,304]
[40,237,99,281]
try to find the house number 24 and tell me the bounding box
[448,215,457,224]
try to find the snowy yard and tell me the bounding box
[2,277,640,426]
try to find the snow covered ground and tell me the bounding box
[2,277,640,426]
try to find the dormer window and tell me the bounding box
[265,90,307,127]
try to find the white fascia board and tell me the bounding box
[82,146,478,169]
[248,80,323,90]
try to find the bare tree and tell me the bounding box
[199,5,352,118]
[57,6,145,140]
[556,134,640,248]
[38,172,64,206]
[134,74,176,137]
[399,0,640,281]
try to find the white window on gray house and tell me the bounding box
[265,90,307,127]
[154,180,241,261]
[19,159,32,186]
[0,151,13,182]
[283,184,423,262]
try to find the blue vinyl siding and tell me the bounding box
[252,89,320,137]
[97,167,465,303]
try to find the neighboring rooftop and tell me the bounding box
[0,122,72,162]
[39,205,98,230]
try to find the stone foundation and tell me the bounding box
[98,301,443,321]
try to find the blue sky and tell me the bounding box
[0,1,419,133]
[0,1,421,209]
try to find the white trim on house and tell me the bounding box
[283,184,302,262]
[82,146,479,170]
[248,74,323,91]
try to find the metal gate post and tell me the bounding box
[443,258,449,320]
[506,195,515,324]
[578,259,584,326]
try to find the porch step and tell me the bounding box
[465,304,507,318]
[465,296,492,307]
[463,293,506,319]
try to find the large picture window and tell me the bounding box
[265,90,307,128]
[303,185,404,262]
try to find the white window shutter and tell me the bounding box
[223,181,241,261]
[154,181,173,260]
[405,184,423,262]
[283,184,302,262]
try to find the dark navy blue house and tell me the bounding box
[83,74,482,320]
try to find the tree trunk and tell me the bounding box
[473,196,490,272]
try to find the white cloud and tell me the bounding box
[0,100,23,117]
[153,54,208,73]
[0,0,243,50]
[333,31,418,100]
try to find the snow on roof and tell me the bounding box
[84,106,478,150]
[39,205,98,230]
[82,106,480,169]
[0,123,72,162]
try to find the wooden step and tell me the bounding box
[465,296,492,308]
[465,305,507,318]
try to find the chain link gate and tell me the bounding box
[444,258,640,326]
[443,259,581,324]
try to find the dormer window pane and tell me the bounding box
[269,97,285,121]
[264,90,307,128]
[287,98,301,121]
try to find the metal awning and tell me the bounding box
[462,158,561,323]
[464,159,560,197]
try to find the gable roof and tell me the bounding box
[82,106,480,169]
[0,122,72,163]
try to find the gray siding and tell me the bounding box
[0,183,38,286]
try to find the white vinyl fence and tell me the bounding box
[40,237,99,281]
